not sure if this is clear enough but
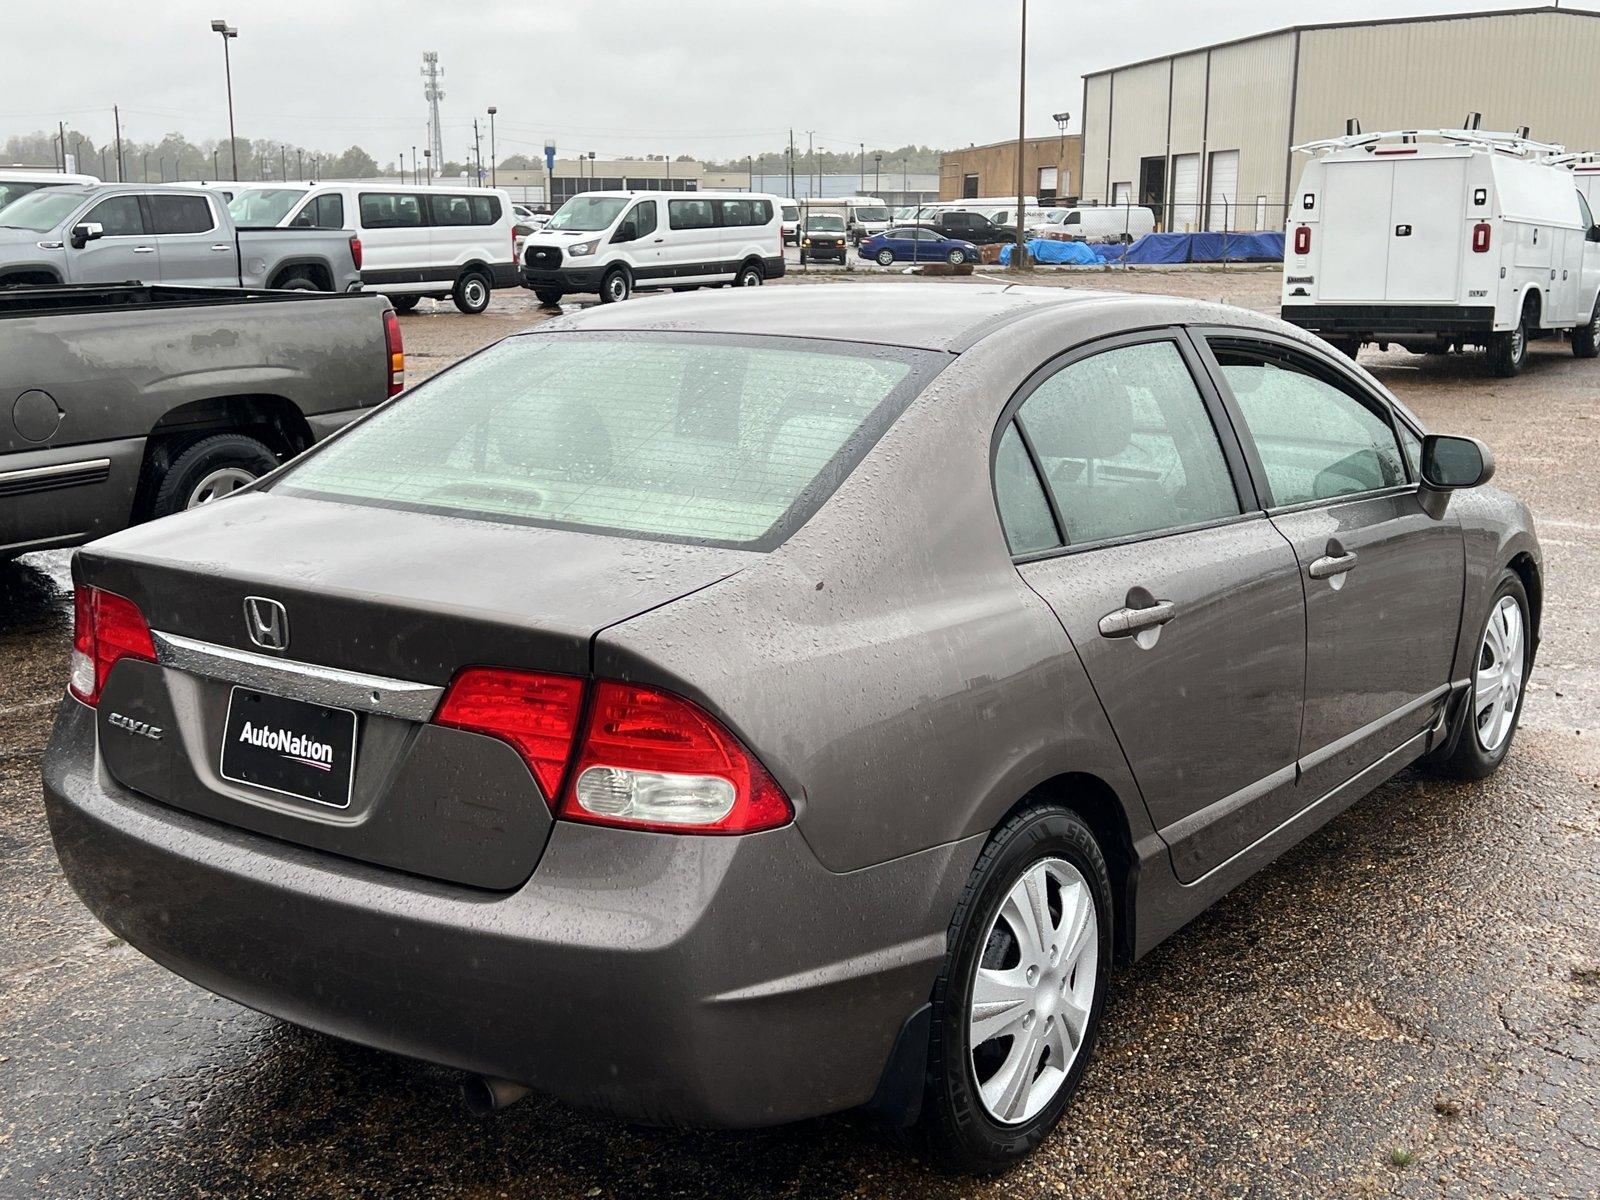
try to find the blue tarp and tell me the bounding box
[998,238,1102,265]
[1095,231,1285,264]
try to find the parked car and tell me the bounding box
[1032,205,1157,243]
[916,208,1017,246]
[0,168,99,211]
[1282,129,1600,374]
[41,284,1539,1172]
[0,184,361,291]
[860,225,978,265]
[0,282,400,558]
[798,213,848,264]
[226,183,519,314]
[519,190,785,304]
[780,199,800,244]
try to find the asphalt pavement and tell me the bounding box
[1,269,1595,1199]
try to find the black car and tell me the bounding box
[917,210,1017,246]
[799,215,849,264]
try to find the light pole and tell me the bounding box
[296,148,303,179]
[1053,111,1070,204]
[160,156,167,182]
[874,153,882,199]
[859,142,865,192]
[412,145,418,185]
[487,106,497,187]
[211,148,219,178]
[210,20,239,180]
[423,148,432,185]
[587,150,595,188]
[142,151,150,182]
[1012,0,1029,270]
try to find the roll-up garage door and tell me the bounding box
[1171,154,1200,232]
[1206,150,1239,231]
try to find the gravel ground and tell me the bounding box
[1,268,1596,1199]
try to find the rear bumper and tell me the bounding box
[42,698,975,1128]
[1280,304,1496,336]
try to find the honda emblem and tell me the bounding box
[243,596,289,651]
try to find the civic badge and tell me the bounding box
[244,596,290,652]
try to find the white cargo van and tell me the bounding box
[227,182,519,314]
[1281,130,1600,375]
[520,191,785,304]
[1031,205,1156,243]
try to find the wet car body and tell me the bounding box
[42,285,1540,1162]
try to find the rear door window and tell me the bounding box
[291,193,346,229]
[359,193,425,229]
[276,333,942,549]
[1010,340,1241,545]
[1209,341,1406,506]
[994,422,1061,554]
[147,194,215,234]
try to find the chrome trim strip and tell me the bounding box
[0,458,112,485]
[151,631,443,721]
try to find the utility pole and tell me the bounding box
[210,20,239,180]
[100,148,108,179]
[1013,0,1029,270]
[487,107,497,187]
[142,151,149,181]
[114,105,124,181]
[424,148,432,186]
[787,130,796,199]
[474,118,483,183]
[412,144,418,186]
[280,144,287,181]
[860,142,865,192]
[874,153,882,199]
[297,148,303,178]
[58,121,67,170]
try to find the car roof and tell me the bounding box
[527,283,1155,353]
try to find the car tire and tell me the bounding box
[947,249,966,266]
[533,288,563,307]
[1488,307,1531,377]
[599,268,631,304]
[389,294,420,313]
[1424,570,1532,781]
[275,276,318,292]
[876,249,895,266]
[1572,298,1600,359]
[151,433,279,518]
[452,270,492,314]
[917,804,1112,1174]
[735,261,764,287]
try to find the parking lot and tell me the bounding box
[2,267,1597,1199]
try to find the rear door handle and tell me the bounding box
[1098,599,1176,639]
[211,244,233,251]
[132,246,156,254]
[1308,551,1358,579]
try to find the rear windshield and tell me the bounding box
[275,332,940,549]
[229,188,306,226]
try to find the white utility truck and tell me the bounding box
[1281,129,1600,376]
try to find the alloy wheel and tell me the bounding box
[186,467,256,508]
[1474,594,1525,753]
[969,857,1098,1126]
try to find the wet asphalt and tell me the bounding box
[1,270,1596,1199]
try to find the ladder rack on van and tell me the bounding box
[1294,130,1566,158]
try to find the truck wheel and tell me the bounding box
[275,276,318,292]
[1487,314,1529,377]
[152,434,279,517]
[452,270,492,314]
[599,268,632,304]
[389,295,420,313]
[735,261,765,287]
[533,288,563,307]
[1573,298,1600,359]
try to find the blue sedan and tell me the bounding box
[859,226,978,266]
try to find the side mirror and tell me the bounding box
[1419,434,1493,516]
[69,221,104,250]
[1588,224,1600,243]
[611,222,637,244]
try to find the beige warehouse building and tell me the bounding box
[1079,5,1600,232]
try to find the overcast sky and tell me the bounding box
[1,0,1557,164]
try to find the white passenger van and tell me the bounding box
[226,182,518,314]
[0,168,99,210]
[1281,129,1600,375]
[796,197,892,243]
[519,191,785,304]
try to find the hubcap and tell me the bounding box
[186,466,256,508]
[1474,594,1525,753]
[466,279,486,306]
[1512,322,1526,360]
[608,276,627,300]
[969,857,1097,1126]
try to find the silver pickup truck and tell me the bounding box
[1,283,400,558]
[0,184,362,292]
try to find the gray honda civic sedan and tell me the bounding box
[42,284,1539,1171]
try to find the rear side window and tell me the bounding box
[1012,341,1240,545]
[1210,343,1406,506]
[1063,212,1081,225]
[994,422,1060,554]
[292,193,345,229]
[360,192,424,229]
[147,194,215,234]
[276,333,938,549]
[669,198,715,229]
[84,195,146,236]
[429,194,473,225]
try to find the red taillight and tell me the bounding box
[559,681,792,834]
[1471,222,1492,253]
[434,667,586,800]
[68,586,157,707]
[1293,225,1311,255]
[348,234,363,270]
[383,308,405,395]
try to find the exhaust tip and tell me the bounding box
[462,1075,531,1115]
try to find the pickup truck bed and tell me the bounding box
[1,283,398,557]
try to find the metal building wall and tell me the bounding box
[1293,11,1600,152]
[1197,32,1297,230]
[1099,60,1171,205]
[1080,74,1114,204]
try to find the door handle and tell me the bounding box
[1098,598,1176,639]
[652,237,664,243]
[211,244,233,251]
[1308,550,1358,579]
[132,246,156,254]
